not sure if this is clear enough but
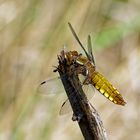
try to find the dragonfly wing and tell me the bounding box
[59,99,72,115]
[91,71,126,106]
[87,35,96,65]
[68,22,91,61]
[79,74,95,100]
[59,84,96,115]
[82,84,95,100]
[38,77,65,96]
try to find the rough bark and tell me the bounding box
[57,53,108,140]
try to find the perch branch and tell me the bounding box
[56,51,108,140]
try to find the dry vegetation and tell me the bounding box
[0,0,140,140]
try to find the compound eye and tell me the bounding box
[71,51,78,56]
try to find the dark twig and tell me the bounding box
[56,51,108,140]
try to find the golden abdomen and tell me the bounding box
[91,71,126,106]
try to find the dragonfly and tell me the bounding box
[68,23,126,106]
[39,23,126,114]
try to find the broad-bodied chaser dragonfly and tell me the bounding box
[39,23,126,114]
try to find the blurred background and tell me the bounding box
[0,0,140,140]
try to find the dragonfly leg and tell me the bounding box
[82,76,91,85]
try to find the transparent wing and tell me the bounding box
[68,22,91,61]
[59,83,95,115]
[59,99,72,115]
[79,74,95,100]
[87,35,96,66]
[37,77,65,96]
[83,84,95,100]
[38,74,95,115]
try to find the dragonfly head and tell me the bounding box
[65,50,80,64]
